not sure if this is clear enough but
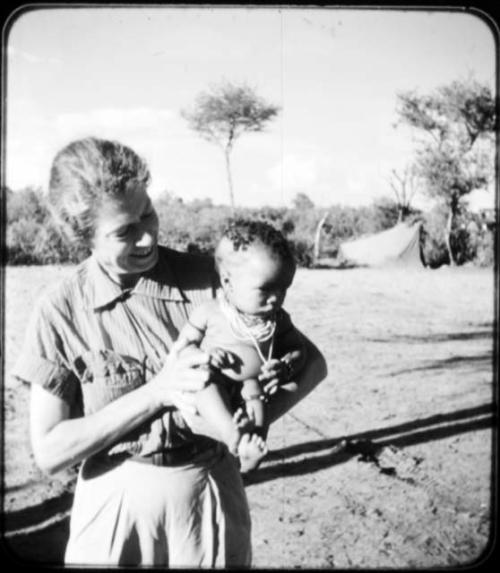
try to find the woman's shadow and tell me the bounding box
[243,402,495,485]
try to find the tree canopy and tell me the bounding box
[396,77,495,264]
[182,81,280,208]
[398,79,495,147]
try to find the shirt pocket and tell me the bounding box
[74,350,145,415]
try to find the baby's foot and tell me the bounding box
[238,433,269,474]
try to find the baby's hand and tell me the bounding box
[259,350,302,396]
[258,358,288,396]
[209,347,238,370]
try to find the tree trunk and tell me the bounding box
[224,148,235,210]
[313,213,329,263]
[398,205,410,223]
[445,204,456,266]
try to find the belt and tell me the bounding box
[83,440,221,480]
[126,440,219,467]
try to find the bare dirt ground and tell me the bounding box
[2,264,496,568]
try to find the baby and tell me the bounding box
[178,219,306,471]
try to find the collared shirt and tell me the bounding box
[12,246,218,455]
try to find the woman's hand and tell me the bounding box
[209,347,238,370]
[258,358,286,396]
[148,338,211,409]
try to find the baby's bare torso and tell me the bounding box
[200,303,272,382]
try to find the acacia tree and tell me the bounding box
[182,81,280,208]
[396,78,495,264]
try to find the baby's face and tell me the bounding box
[223,245,295,318]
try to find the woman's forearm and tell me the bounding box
[30,382,164,475]
[266,335,327,425]
[31,341,211,474]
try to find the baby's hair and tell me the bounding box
[215,218,295,271]
[48,137,151,245]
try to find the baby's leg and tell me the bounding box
[237,378,269,472]
[194,382,251,455]
[241,378,266,433]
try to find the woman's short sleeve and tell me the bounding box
[10,297,80,406]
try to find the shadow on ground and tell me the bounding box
[367,329,493,344]
[389,352,493,376]
[2,403,494,564]
[244,402,495,486]
[2,516,70,566]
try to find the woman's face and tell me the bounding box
[92,186,159,284]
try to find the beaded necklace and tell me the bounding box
[218,291,276,364]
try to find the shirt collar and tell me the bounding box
[84,251,187,311]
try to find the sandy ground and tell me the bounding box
[1,264,496,568]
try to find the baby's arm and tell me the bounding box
[178,303,237,371]
[240,378,266,433]
[259,312,308,396]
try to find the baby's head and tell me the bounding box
[215,219,296,318]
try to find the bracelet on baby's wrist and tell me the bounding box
[243,392,266,402]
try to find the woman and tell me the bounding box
[11,137,327,567]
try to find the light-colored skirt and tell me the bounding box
[65,444,251,567]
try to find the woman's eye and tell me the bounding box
[115,226,130,239]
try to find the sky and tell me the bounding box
[3,6,497,211]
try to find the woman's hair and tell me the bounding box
[48,137,151,245]
[215,218,296,272]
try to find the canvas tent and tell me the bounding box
[338,221,424,267]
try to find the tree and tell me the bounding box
[182,81,280,208]
[396,78,495,265]
[371,196,405,229]
[290,193,325,262]
[312,211,329,263]
[387,164,421,222]
[292,192,315,211]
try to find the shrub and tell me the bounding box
[421,205,453,267]
[5,187,90,265]
[6,186,47,225]
[290,238,314,268]
[5,186,492,268]
[420,204,494,267]
[155,193,233,254]
[474,229,495,267]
